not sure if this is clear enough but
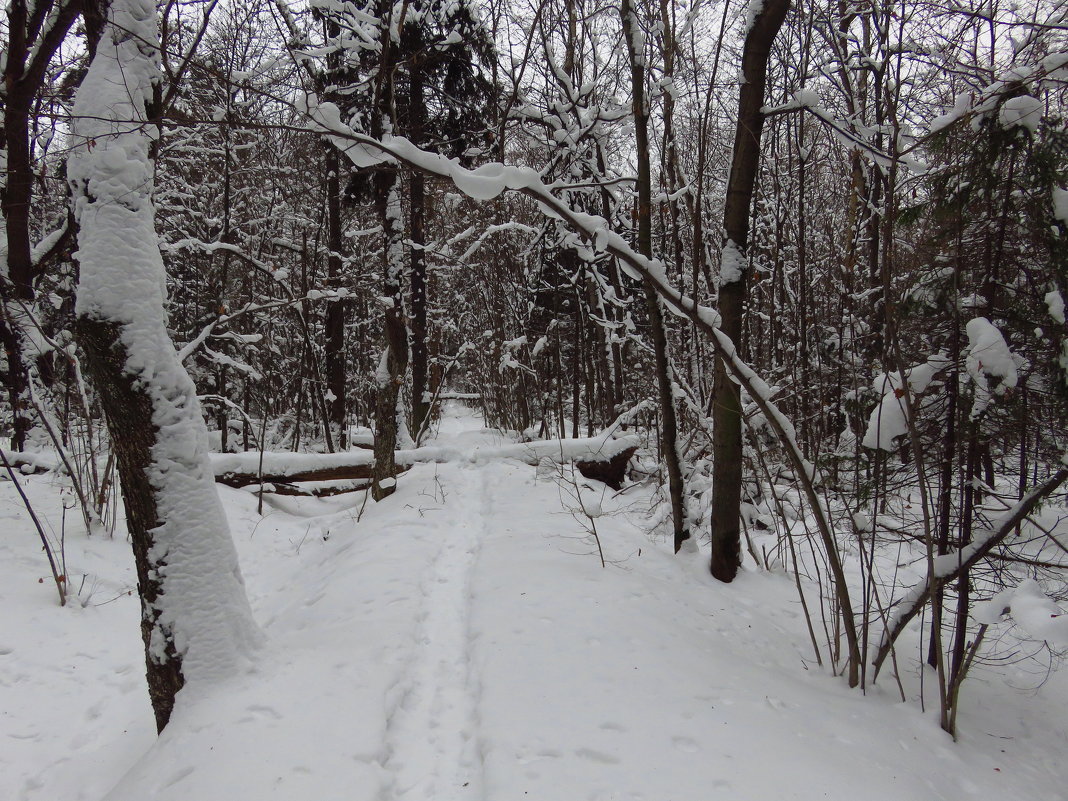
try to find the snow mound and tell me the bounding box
[998,95,1043,132]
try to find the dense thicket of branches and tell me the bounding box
[2,0,1066,736]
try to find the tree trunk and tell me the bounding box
[372,165,409,500]
[408,56,430,443]
[409,169,429,442]
[371,8,408,500]
[325,141,348,447]
[77,319,187,729]
[322,16,348,449]
[709,0,790,582]
[621,0,689,553]
[3,101,35,306]
[69,0,258,733]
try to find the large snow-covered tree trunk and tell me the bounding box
[68,0,260,733]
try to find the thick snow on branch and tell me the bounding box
[1048,289,1066,324]
[973,579,1068,647]
[965,317,1018,418]
[0,448,60,473]
[296,94,842,541]
[719,240,746,286]
[929,52,1068,133]
[999,95,1043,132]
[1054,188,1068,226]
[875,468,1068,674]
[742,0,767,34]
[861,354,950,451]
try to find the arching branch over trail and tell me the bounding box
[301,115,864,685]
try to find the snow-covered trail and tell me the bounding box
[380,462,486,801]
[6,403,1068,801]
[91,407,509,801]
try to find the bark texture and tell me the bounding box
[77,317,185,732]
[709,0,790,582]
[621,0,689,553]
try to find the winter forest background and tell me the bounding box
[2,0,1068,795]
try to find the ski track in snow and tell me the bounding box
[379,464,487,801]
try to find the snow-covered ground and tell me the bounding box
[3,403,1067,800]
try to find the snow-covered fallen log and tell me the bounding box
[211,435,639,491]
[0,449,61,475]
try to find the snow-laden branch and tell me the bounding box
[761,90,926,174]
[973,579,1068,647]
[213,434,638,477]
[872,468,1068,678]
[447,222,540,263]
[928,51,1068,134]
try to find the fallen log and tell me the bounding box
[212,435,638,491]
[260,479,372,497]
[575,446,638,491]
[0,449,60,476]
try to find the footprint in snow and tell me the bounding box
[247,704,283,720]
[516,748,561,764]
[672,736,700,753]
[575,747,620,764]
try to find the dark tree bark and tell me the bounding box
[408,57,430,443]
[621,0,689,554]
[709,0,790,582]
[321,16,348,449]
[77,319,185,731]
